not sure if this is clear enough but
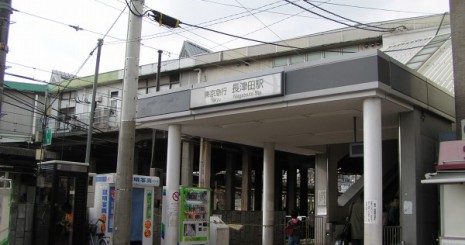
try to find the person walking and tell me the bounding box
[350,194,364,245]
[286,210,302,245]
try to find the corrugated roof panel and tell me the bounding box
[418,40,454,94]
[382,37,432,64]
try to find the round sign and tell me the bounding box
[172,191,179,201]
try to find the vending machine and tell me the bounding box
[89,173,160,245]
[179,186,211,245]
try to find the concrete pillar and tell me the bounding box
[363,98,383,244]
[254,164,263,211]
[450,0,465,138]
[165,124,181,245]
[399,109,446,245]
[241,148,252,211]
[181,140,194,186]
[314,154,328,244]
[299,166,309,216]
[225,152,235,210]
[287,163,297,213]
[262,142,275,245]
[198,138,211,188]
[275,163,283,211]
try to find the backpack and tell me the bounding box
[285,219,301,237]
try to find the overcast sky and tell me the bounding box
[5,0,450,84]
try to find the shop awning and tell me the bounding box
[421,171,465,184]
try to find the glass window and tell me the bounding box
[324,50,341,58]
[273,56,288,67]
[290,54,305,65]
[307,52,322,62]
[343,46,359,55]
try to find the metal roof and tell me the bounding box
[382,33,453,95]
[179,40,211,58]
[3,80,47,93]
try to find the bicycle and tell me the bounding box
[88,219,110,245]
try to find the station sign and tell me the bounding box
[190,72,283,108]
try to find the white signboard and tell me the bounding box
[403,200,412,214]
[190,72,283,108]
[364,200,379,224]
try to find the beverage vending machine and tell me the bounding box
[89,173,160,244]
[179,186,211,245]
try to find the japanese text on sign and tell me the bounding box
[365,200,378,224]
[191,73,283,108]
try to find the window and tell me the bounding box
[324,49,341,58]
[273,57,288,67]
[307,52,322,61]
[343,46,359,55]
[290,54,305,65]
[110,91,118,116]
[169,74,180,89]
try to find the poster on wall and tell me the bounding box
[179,186,210,245]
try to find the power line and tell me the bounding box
[13,8,125,42]
[283,0,396,32]
[179,22,303,50]
[302,0,397,32]
[306,0,438,15]
[234,0,287,44]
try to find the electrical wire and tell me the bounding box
[383,37,450,53]
[283,0,396,33]
[306,0,438,15]
[234,0,287,45]
[124,0,152,18]
[2,84,113,136]
[12,8,125,42]
[180,22,304,50]
[302,0,397,32]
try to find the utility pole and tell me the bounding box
[0,0,12,116]
[85,39,103,165]
[450,0,465,139]
[113,0,143,244]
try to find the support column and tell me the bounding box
[241,148,252,211]
[262,142,275,245]
[254,164,263,211]
[181,140,194,186]
[225,152,235,210]
[314,154,328,244]
[299,166,309,216]
[363,98,383,244]
[287,163,297,213]
[198,138,211,188]
[275,163,283,211]
[165,124,182,245]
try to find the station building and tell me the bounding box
[12,12,453,245]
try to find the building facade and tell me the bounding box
[20,13,455,245]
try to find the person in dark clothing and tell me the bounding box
[350,194,364,245]
[387,196,400,226]
[286,210,302,245]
